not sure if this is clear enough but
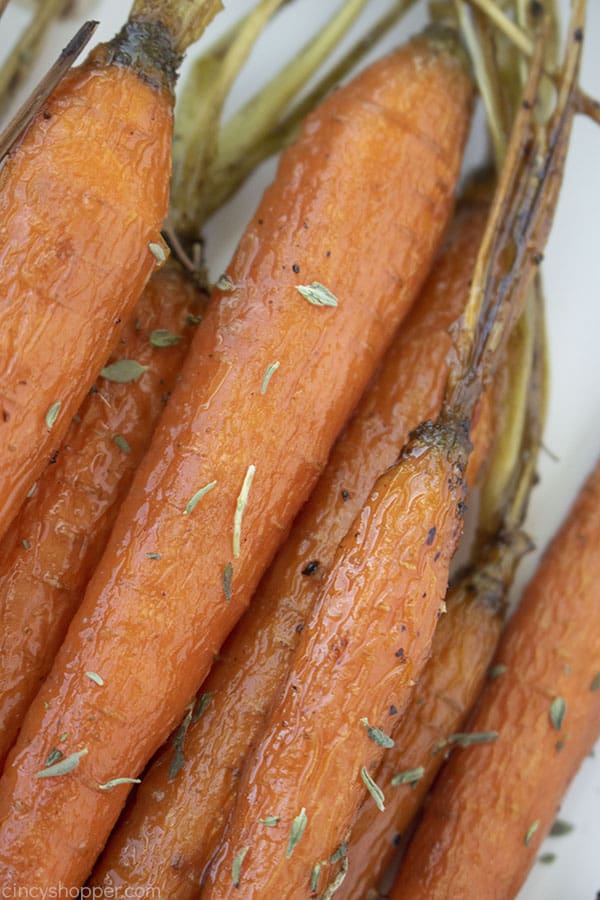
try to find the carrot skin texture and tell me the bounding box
[89,197,490,897]
[0,265,201,769]
[394,459,600,900]
[0,54,173,541]
[0,35,472,890]
[337,550,508,900]
[205,418,470,899]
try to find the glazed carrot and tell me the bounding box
[394,456,600,900]
[0,263,202,770]
[0,29,473,890]
[89,193,490,897]
[204,24,582,895]
[0,0,220,542]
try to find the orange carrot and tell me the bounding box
[89,194,490,897]
[0,29,473,890]
[394,456,600,900]
[0,0,220,542]
[0,263,202,769]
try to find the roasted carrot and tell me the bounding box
[0,263,202,770]
[0,0,220,542]
[203,24,582,896]
[89,192,491,897]
[394,456,600,900]
[0,29,473,889]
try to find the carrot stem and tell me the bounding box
[130,0,223,54]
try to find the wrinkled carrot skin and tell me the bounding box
[0,34,472,890]
[0,265,201,770]
[0,48,173,542]
[89,196,490,898]
[205,417,470,899]
[337,540,518,900]
[394,458,600,900]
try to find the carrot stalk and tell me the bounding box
[0,0,221,542]
[0,29,473,890]
[394,453,600,899]
[89,191,491,898]
[0,263,202,770]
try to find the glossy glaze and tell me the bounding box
[0,265,201,768]
[0,56,173,542]
[204,420,469,898]
[89,198,490,898]
[395,458,600,900]
[0,33,472,889]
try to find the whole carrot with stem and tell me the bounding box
[203,16,584,896]
[0,28,473,890]
[336,287,545,900]
[0,263,203,770]
[394,453,600,900]
[0,0,221,542]
[89,189,492,898]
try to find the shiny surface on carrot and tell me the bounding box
[394,457,600,900]
[205,416,470,898]
[0,33,472,890]
[0,265,201,769]
[90,197,490,897]
[0,52,173,541]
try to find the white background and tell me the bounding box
[1,1,599,897]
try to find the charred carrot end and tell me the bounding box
[394,458,600,899]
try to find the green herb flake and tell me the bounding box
[184,480,217,516]
[223,562,233,602]
[215,273,235,292]
[100,360,148,384]
[146,552,161,560]
[149,241,167,264]
[391,766,425,786]
[44,748,64,768]
[361,767,385,812]
[98,777,141,791]
[296,282,339,308]
[186,313,202,326]
[59,732,69,742]
[45,401,61,430]
[169,702,195,780]
[286,807,308,859]
[360,717,394,749]
[233,465,256,558]
[435,731,498,752]
[85,671,104,687]
[310,862,322,893]
[322,855,349,899]
[232,846,249,888]
[260,816,280,827]
[35,748,87,778]
[329,842,348,865]
[549,696,566,731]
[150,329,181,348]
[21,539,30,550]
[192,692,212,722]
[549,819,574,837]
[524,820,540,846]
[488,664,507,679]
[591,672,600,692]
[260,361,280,395]
[113,434,131,454]
[26,482,38,499]
[539,852,556,865]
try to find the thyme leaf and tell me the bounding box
[260,361,280,395]
[391,766,425,786]
[184,480,217,515]
[149,241,167,264]
[44,748,63,767]
[98,777,141,791]
[488,664,507,679]
[45,401,61,430]
[215,273,235,292]
[549,819,574,837]
[260,816,280,827]
[232,846,249,888]
[146,552,161,560]
[361,767,385,811]
[113,434,131,454]
[360,717,394,749]
[100,360,148,384]
[85,671,104,686]
[296,282,338,308]
[539,852,556,864]
[590,672,600,692]
[35,748,87,778]
[233,465,255,558]
[286,807,308,859]
[223,562,233,602]
[524,820,540,846]
[549,697,566,731]
[150,329,181,348]
[434,731,498,752]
